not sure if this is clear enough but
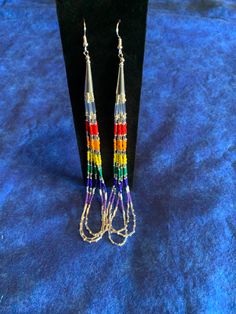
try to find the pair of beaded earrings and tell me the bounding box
[79,20,136,246]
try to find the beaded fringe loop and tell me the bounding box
[79,20,136,246]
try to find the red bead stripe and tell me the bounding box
[85,121,89,132]
[89,123,98,135]
[114,123,127,135]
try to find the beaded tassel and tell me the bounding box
[79,22,108,243]
[107,21,136,246]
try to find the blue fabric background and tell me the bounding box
[1,0,236,313]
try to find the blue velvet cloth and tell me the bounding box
[1,0,236,313]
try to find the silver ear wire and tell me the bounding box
[83,19,94,103]
[83,18,89,56]
[115,20,126,104]
[116,19,121,38]
[116,19,125,63]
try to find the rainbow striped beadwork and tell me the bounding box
[79,20,136,246]
[79,51,108,243]
[107,50,136,246]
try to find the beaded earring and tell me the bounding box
[79,20,136,246]
[107,20,136,246]
[79,20,109,243]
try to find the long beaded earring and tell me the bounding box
[107,20,136,246]
[79,20,109,243]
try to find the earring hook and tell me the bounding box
[116,19,124,62]
[83,18,86,35]
[83,18,89,56]
[116,19,121,38]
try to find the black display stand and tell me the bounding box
[56,1,148,187]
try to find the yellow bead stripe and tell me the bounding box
[87,151,102,166]
[114,153,127,165]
